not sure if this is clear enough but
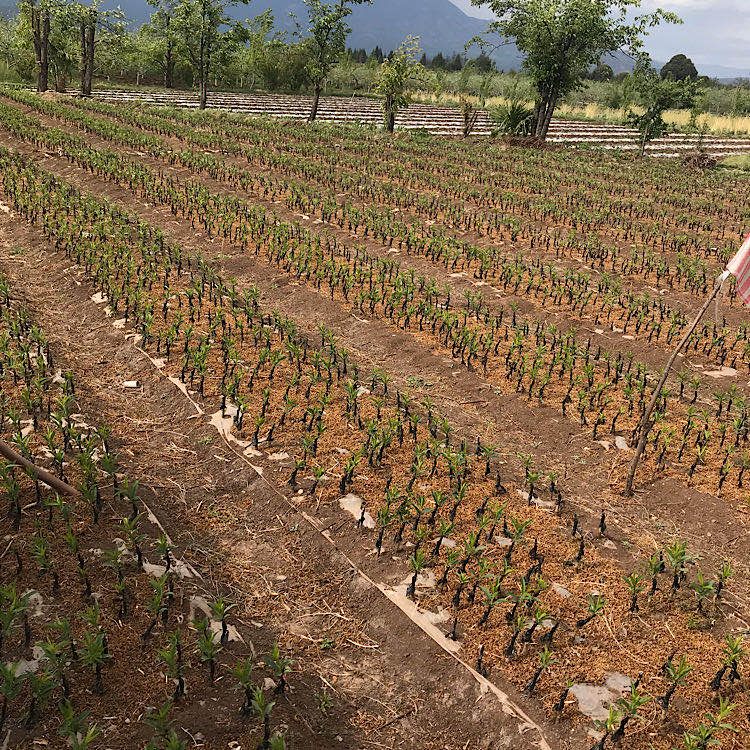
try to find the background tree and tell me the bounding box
[242,12,309,92]
[231,9,272,89]
[68,0,124,95]
[173,0,249,109]
[471,0,680,139]
[661,53,698,81]
[0,18,27,83]
[115,26,162,86]
[146,0,178,88]
[590,62,613,81]
[375,34,424,133]
[39,14,75,90]
[473,52,495,73]
[300,0,370,122]
[627,58,698,156]
[20,0,52,91]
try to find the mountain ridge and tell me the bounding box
[112,0,527,67]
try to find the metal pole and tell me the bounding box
[624,271,729,496]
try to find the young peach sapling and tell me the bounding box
[711,635,745,690]
[24,671,56,729]
[194,617,222,683]
[521,604,548,644]
[681,697,737,750]
[524,647,555,695]
[58,699,101,749]
[209,596,238,646]
[0,662,24,734]
[591,705,620,750]
[231,657,254,715]
[658,654,692,712]
[0,584,32,658]
[251,686,275,750]
[118,512,147,566]
[690,571,714,614]
[576,594,606,630]
[142,573,169,640]
[504,612,527,658]
[715,560,734,600]
[157,630,186,700]
[79,629,109,695]
[263,642,292,695]
[624,572,646,613]
[611,682,650,742]
[40,636,71,698]
[406,548,428,599]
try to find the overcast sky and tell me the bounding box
[448,0,750,72]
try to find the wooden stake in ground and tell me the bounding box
[625,270,730,496]
[0,439,80,498]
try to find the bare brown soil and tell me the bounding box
[0,95,748,750]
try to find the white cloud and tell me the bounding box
[448,0,496,19]
[643,0,716,8]
[449,0,749,74]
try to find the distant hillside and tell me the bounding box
[112,0,526,68]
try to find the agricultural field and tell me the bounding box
[85,88,750,157]
[0,84,748,750]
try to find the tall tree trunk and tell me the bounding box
[165,40,174,89]
[309,81,322,122]
[84,23,95,95]
[534,106,546,138]
[55,68,67,93]
[539,94,558,141]
[198,34,207,109]
[534,91,558,141]
[30,2,50,93]
[385,94,395,134]
[38,10,49,92]
[200,77,207,109]
[80,21,87,93]
[533,100,542,136]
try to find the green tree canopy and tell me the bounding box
[67,0,125,95]
[590,62,613,81]
[172,0,249,108]
[627,59,698,155]
[471,0,681,139]
[375,35,424,133]
[660,53,698,81]
[145,0,179,88]
[299,0,370,122]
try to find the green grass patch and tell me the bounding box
[720,154,750,171]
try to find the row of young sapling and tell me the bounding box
[9,89,746,361]
[52,91,750,329]
[0,277,292,748]
[0,147,745,749]
[55,89,746,288]
[1,101,747,509]
[6,96,745,398]
[0,96,729,401]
